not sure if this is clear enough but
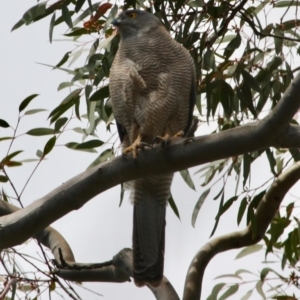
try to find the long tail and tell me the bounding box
[132,174,173,287]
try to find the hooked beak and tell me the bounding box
[111,18,121,27]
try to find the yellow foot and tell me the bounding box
[152,131,185,146]
[123,135,152,158]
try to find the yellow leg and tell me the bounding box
[153,131,185,145]
[123,134,143,158]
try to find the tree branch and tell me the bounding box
[182,161,300,300]
[1,73,300,249]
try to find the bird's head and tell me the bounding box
[111,10,162,39]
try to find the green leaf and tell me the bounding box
[192,188,210,227]
[240,290,253,300]
[203,49,215,71]
[255,280,266,299]
[274,28,284,54]
[75,139,104,149]
[43,136,56,156]
[2,150,23,163]
[0,175,8,183]
[57,82,73,91]
[0,137,12,142]
[180,169,195,190]
[55,117,68,131]
[26,128,59,136]
[36,150,43,158]
[24,109,47,115]
[19,94,39,112]
[21,159,40,163]
[237,196,247,225]
[208,283,226,300]
[55,52,71,69]
[65,142,97,153]
[5,161,22,167]
[246,190,266,224]
[49,12,56,43]
[64,27,90,37]
[224,33,241,59]
[75,0,86,12]
[168,194,180,220]
[218,196,238,217]
[242,70,261,92]
[242,153,252,187]
[62,4,73,29]
[235,244,263,259]
[49,89,82,123]
[89,86,109,101]
[11,1,47,31]
[119,182,125,207]
[88,148,114,168]
[210,192,224,237]
[0,119,10,128]
[219,284,239,300]
[265,148,277,175]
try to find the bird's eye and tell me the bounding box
[128,12,137,18]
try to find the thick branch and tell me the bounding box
[1,72,300,249]
[182,161,300,300]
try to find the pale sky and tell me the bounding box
[1,1,299,300]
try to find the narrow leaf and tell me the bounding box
[88,148,114,168]
[0,175,8,183]
[24,109,47,115]
[168,194,181,220]
[209,282,226,300]
[55,52,71,69]
[235,244,263,259]
[242,69,261,92]
[62,5,73,29]
[89,86,109,101]
[75,0,86,12]
[192,188,210,227]
[180,169,195,190]
[0,119,10,128]
[26,128,59,136]
[43,136,56,156]
[76,139,104,149]
[55,117,68,131]
[2,150,23,163]
[237,197,247,225]
[49,12,56,43]
[224,33,241,59]
[240,290,253,300]
[255,280,266,299]
[219,284,239,300]
[11,2,47,31]
[19,94,39,112]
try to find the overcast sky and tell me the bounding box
[1,1,299,300]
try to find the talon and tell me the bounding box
[152,134,170,146]
[122,134,143,158]
[184,137,195,145]
[174,130,184,138]
[140,142,152,149]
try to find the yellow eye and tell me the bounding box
[128,12,137,18]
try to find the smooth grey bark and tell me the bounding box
[1,73,300,298]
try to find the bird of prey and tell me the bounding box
[109,9,196,287]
